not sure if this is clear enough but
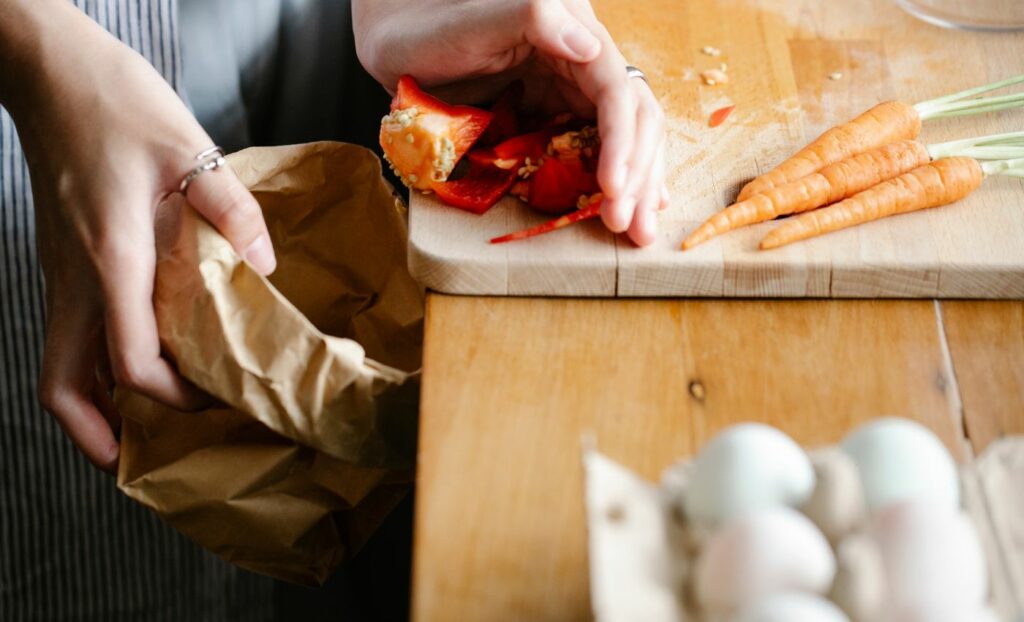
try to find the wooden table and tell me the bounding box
[410,1,1024,620]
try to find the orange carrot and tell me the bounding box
[759,157,984,250]
[682,140,931,249]
[737,74,1024,201]
[736,101,922,202]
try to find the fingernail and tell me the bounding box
[611,195,635,232]
[244,234,277,275]
[560,21,601,60]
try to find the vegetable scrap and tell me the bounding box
[701,68,729,86]
[708,105,736,128]
[380,75,602,218]
[701,45,722,57]
[490,194,603,244]
[829,72,843,81]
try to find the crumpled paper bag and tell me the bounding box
[117,142,423,585]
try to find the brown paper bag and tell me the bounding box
[117,142,422,585]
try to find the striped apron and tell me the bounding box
[0,1,273,619]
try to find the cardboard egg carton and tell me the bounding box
[584,436,1024,622]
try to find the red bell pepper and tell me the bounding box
[525,157,601,214]
[479,81,524,146]
[380,75,493,190]
[431,160,517,215]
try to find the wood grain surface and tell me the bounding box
[407,0,1024,297]
[943,301,1024,454]
[412,295,1024,621]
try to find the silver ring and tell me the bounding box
[626,65,648,85]
[179,146,226,194]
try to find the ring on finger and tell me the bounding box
[625,65,648,85]
[178,146,226,194]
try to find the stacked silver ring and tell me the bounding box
[178,146,226,194]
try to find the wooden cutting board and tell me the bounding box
[408,0,1024,298]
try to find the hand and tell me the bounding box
[353,0,667,246]
[0,0,277,472]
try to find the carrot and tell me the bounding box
[758,157,984,250]
[683,139,931,249]
[736,74,1024,202]
[737,101,921,201]
[490,194,603,244]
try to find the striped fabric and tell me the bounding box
[0,1,273,620]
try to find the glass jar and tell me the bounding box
[894,0,1024,31]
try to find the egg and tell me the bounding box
[684,423,815,524]
[829,533,886,622]
[730,592,851,622]
[871,500,988,621]
[801,447,866,542]
[841,418,959,511]
[695,507,836,613]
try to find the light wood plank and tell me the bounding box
[412,296,967,622]
[942,301,1024,455]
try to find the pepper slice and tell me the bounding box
[526,157,601,214]
[490,195,603,244]
[380,75,493,191]
[430,160,517,215]
[479,81,524,146]
[493,129,556,163]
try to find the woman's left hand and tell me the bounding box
[353,0,667,246]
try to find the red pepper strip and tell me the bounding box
[431,161,517,215]
[709,105,736,128]
[490,201,602,244]
[493,129,556,162]
[527,157,600,214]
[391,75,494,160]
[479,81,524,146]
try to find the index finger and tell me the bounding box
[99,239,209,412]
[568,27,637,231]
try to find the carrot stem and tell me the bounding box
[916,91,1024,120]
[982,157,1024,176]
[927,130,1024,160]
[915,73,1024,108]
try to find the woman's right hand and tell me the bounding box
[0,0,277,472]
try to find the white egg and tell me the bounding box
[871,500,988,621]
[801,447,866,542]
[841,418,959,511]
[731,592,851,622]
[684,423,815,524]
[829,533,887,622]
[695,507,836,613]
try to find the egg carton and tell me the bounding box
[583,421,1024,622]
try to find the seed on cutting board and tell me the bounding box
[701,45,722,56]
[720,62,728,72]
[829,72,844,81]
[701,69,729,85]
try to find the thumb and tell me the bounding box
[184,164,277,275]
[522,1,602,63]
